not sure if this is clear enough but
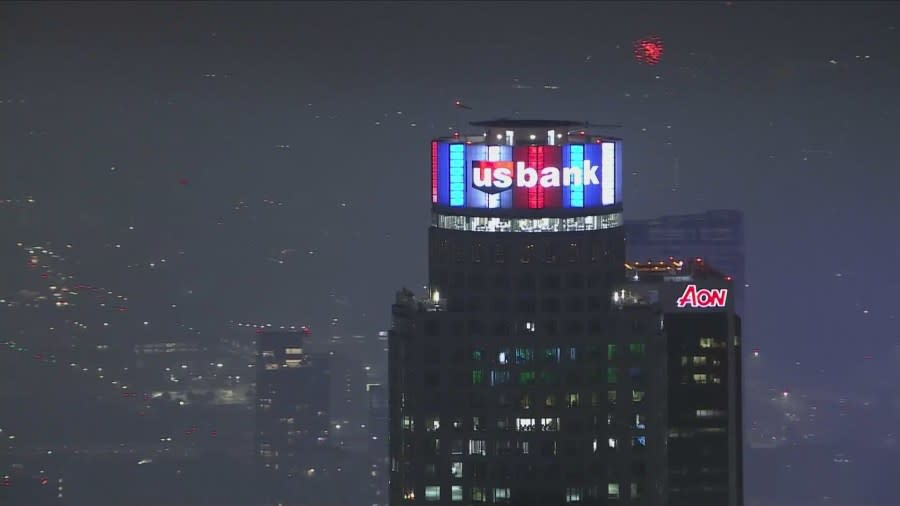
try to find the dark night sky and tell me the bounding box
[2,1,899,394]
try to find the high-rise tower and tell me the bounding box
[389,120,661,505]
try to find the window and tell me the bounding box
[518,440,531,455]
[516,418,536,431]
[566,393,580,408]
[515,348,534,363]
[608,390,617,403]
[490,370,510,386]
[452,418,463,430]
[426,417,440,432]
[472,242,485,263]
[425,486,441,501]
[607,368,618,384]
[520,393,533,409]
[541,417,560,431]
[693,373,708,384]
[472,487,486,502]
[607,344,617,360]
[545,394,557,407]
[519,371,536,385]
[452,485,463,502]
[427,439,440,456]
[425,463,437,476]
[696,409,726,418]
[544,347,561,362]
[472,416,483,431]
[608,438,617,448]
[497,350,510,364]
[493,487,511,501]
[473,349,483,361]
[632,436,647,447]
[468,439,486,455]
[692,355,708,365]
[634,414,646,429]
[630,343,646,357]
[472,370,483,385]
[608,483,620,500]
[629,367,643,383]
[450,439,464,455]
[699,337,722,349]
[284,347,303,355]
[520,243,535,263]
[631,483,641,499]
[632,390,645,402]
[451,462,463,478]
[566,487,582,502]
[402,416,414,431]
[403,488,415,500]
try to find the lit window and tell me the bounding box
[693,373,708,384]
[632,390,645,402]
[284,347,303,355]
[592,438,599,453]
[634,414,646,429]
[451,462,463,478]
[472,487,486,502]
[264,363,279,370]
[565,487,582,502]
[515,347,534,363]
[498,350,509,364]
[566,393,580,407]
[545,394,557,407]
[516,418,536,432]
[473,349,483,361]
[696,409,726,418]
[632,436,646,447]
[468,439,486,455]
[452,485,463,502]
[608,390,617,403]
[608,438,617,448]
[493,487,511,500]
[607,344,617,360]
[284,359,303,368]
[472,370,483,385]
[402,416,414,431]
[519,371,536,385]
[261,350,274,358]
[629,343,646,357]
[607,368,618,384]
[541,417,560,431]
[692,355,708,365]
[631,483,641,499]
[608,483,620,500]
[426,417,440,432]
[425,486,441,501]
[472,416,483,431]
[403,489,415,500]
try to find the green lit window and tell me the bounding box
[472,369,483,385]
[473,349,483,361]
[607,344,617,360]
[515,347,534,363]
[519,371,536,385]
[607,367,618,384]
[630,343,646,357]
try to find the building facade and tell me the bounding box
[390,120,663,505]
[255,330,331,504]
[616,259,743,506]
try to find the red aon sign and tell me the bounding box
[676,284,728,308]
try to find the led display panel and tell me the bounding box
[433,141,622,210]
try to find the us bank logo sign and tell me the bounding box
[471,160,601,193]
[431,141,622,210]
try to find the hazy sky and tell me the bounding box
[2,1,899,391]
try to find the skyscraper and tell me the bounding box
[390,120,644,504]
[255,330,330,504]
[625,210,745,314]
[616,259,743,506]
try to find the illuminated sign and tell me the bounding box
[676,284,728,309]
[431,141,622,210]
[472,160,600,193]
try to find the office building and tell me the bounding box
[616,259,743,506]
[390,120,652,504]
[255,330,330,504]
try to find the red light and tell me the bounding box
[210,430,218,437]
[725,276,733,282]
[34,353,42,360]
[118,307,128,312]
[634,35,664,65]
[178,178,190,186]
[695,257,703,263]
[40,273,49,279]
[40,477,49,486]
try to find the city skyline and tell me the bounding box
[2,2,899,506]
